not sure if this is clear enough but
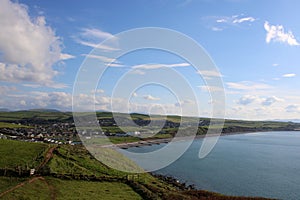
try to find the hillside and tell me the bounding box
[0,140,272,200]
[0,110,299,135]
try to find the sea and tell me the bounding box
[127,131,300,200]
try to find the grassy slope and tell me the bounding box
[0,140,272,199]
[0,122,31,128]
[49,179,143,200]
[0,177,27,193]
[0,140,48,168]
[0,111,72,122]
[1,178,51,200]
[2,177,142,200]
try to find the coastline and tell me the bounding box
[111,131,280,200]
[99,130,299,149]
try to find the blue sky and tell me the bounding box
[0,0,300,120]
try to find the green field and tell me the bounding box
[1,177,51,200]
[0,122,30,128]
[1,178,142,200]
[0,177,27,193]
[0,110,72,122]
[50,179,143,200]
[48,144,143,176]
[0,140,48,168]
[82,136,140,146]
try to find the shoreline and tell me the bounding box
[99,130,299,149]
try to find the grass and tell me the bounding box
[0,122,30,128]
[48,178,143,200]
[0,111,72,122]
[1,178,51,200]
[0,140,274,200]
[0,177,27,193]
[1,177,142,200]
[148,133,173,139]
[0,140,48,168]
[49,144,149,176]
[82,136,141,145]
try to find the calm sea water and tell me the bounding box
[127,131,300,200]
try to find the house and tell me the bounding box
[0,134,7,139]
[127,131,141,136]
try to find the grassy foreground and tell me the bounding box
[1,177,142,200]
[0,140,48,169]
[0,139,273,200]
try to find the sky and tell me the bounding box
[0,0,300,120]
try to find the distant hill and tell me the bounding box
[27,108,61,112]
[272,119,300,123]
[0,108,10,112]
[0,109,72,122]
[0,110,299,134]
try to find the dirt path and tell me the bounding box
[36,146,57,172]
[0,146,58,199]
[0,176,56,199]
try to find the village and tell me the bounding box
[0,115,194,145]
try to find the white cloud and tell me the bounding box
[60,53,75,60]
[211,27,223,31]
[129,69,146,75]
[132,63,190,70]
[282,73,296,78]
[0,0,68,86]
[129,63,190,75]
[20,100,26,106]
[143,95,160,101]
[82,54,116,63]
[27,91,72,109]
[236,95,258,105]
[22,84,41,88]
[81,54,124,67]
[90,89,104,94]
[0,63,53,83]
[96,89,104,94]
[132,92,138,97]
[285,105,300,113]
[80,28,115,40]
[0,91,72,110]
[272,63,279,67]
[261,96,283,106]
[216,19,227,23]
[197,70,223,77]
[272,78,280,81]
[0,85,17,95]
[264,21,299,46]
[210,14,256,31]
[226,81,272,90]
[108,63,124,67]
[75,28,119,51]
[233,17,255,24]
[236,95,283,106]
[76,40,119,51]
[198,85,223,92]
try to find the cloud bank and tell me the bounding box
[0,0,69,87]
